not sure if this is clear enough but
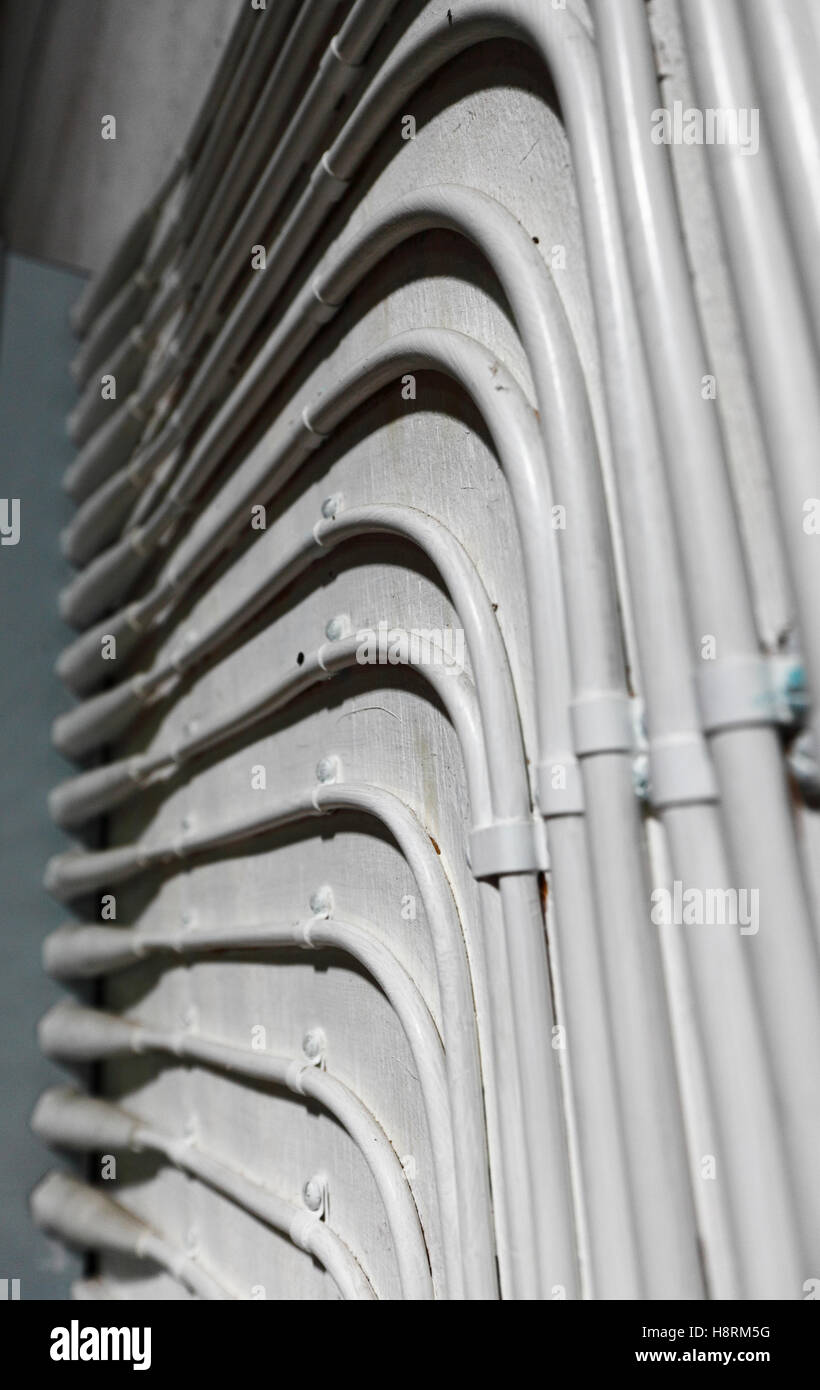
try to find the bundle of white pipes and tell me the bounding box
[37,0,820,1300]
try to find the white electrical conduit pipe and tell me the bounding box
[66,2,289,443]
[57,0,711,1289]
[42,913,444,1081]
[45,10,537,552]
[57,332,549,786]
[67,165,183,385]
[152,1,618,495]
[63,0,801,1297]
[41,895,528,1306]
[285,0,804,1298]
[60,328,668,1300]
[58,322,637,1298]
[49,181,594,724]
[680,0,820,760]
[65,0,399,485]
[173,1,352,303]
[60,170,699,1294]
[30,1170,232,1299]
[68,0,323,401]
[55,328,525,674]
[741,0,820,349]
[114,0,391,389]
[160,4,296,254]
[53,496,577,1297]
[671,0,820,1274]
[58,516,570,1305]
[157,181,697,1292]
[53,0,741,1291]
[323,1,808,1300]
[40,911,449,1296]
[58,184,589,646]
[54,0,786,1289]
[32,1086,375,1300]
[591,0,820,1279]
[324,782,541,1302]
[588,0,787,667]
[69,271,161,411]
[40,845,469,1301]
[124,0,342,361]
[61,0,685,553]
[47,626,534,1298]
[62,338,569,809]
[54,561,544,1301]
[49,634,484,828]
[57,184,580,576]
[52,559,694,1298]
[47,772,496,1298]
[38,1000,432,1300]
[41,912,452,1288]
[172,0,401,362]
[68,0,258,341]
[68,0,300,374]
[59,324,653,1295]
[51,660,685,1312]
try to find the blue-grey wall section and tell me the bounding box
[0,252,86,1299]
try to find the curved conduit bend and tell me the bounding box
[53,81,739,1289]
[48,631,692,1300]
[63,0,399,505]
[52,596,536,1298]
[58,177,699,1292]
[53,111,711,1278]
[56,333,654,1293]
[67,1,261,339]
[68,0,313,369]
[41,911,453,1277]
[59,181,578,553]
[57,0,818,1301]
[38,1001,432,1301]
[48,619,539,1296]
[58,330,545,679]
[53,530,694,1300]
[49,634,487,827]
[41,894,460,1296]
[65,1,297,443]
[67,0,365,432]
[60,0,652,567]
[53,497,582,1295]
[69,0,397,421]
[46,770,496,1299]
[32,1087,376,1301]
[30,1170,232,1300]
[39,912,450,1298]
[62,184,616,757]
[305,0,813,1299]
